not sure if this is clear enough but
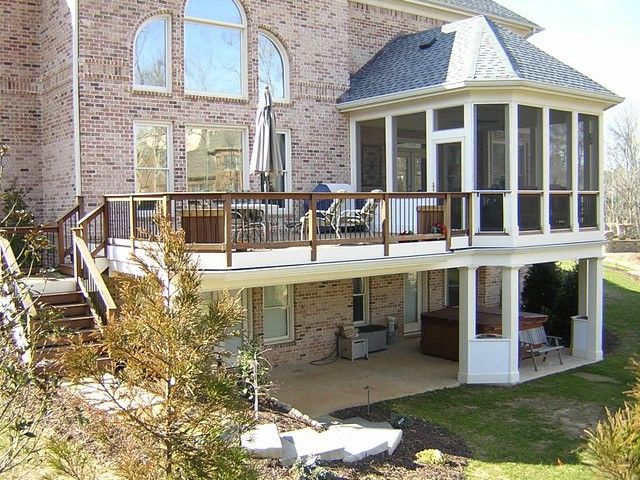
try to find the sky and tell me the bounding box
[496,0,640,121]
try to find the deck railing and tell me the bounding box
[104,192,473,266]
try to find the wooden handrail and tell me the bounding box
[73,230,116,324]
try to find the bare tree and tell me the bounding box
[605,104,640,237]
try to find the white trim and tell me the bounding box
[350,0,539,37]
[133,15,172,93]
[336,79,623,113]
[262,284,294,345]
[184,124,249,191]
[183,0,248,100]
[71,0,81,196]
[133,121,174,193]
[275,129,292,192]
[258,30,290,103]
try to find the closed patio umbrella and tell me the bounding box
[250,86,283,191]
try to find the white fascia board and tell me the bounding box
[350,0,539,37]
[337,80,624,113]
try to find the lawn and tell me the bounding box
[387,266,640,480]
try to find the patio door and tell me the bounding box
[202,289,252,367]
[404,272,424,334]
[436,142,463,230]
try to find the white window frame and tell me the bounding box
[133,15,172,93]
[352,277,370,326]
[133,121,173,193]
[262,285,294,345]
[183,0,248,100]
[257,29,290,103]
[276,129,292,192]
[185,124,249,191]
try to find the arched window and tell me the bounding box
[134,16,170,91]
[184,0,246,97]
[258,31,288,101]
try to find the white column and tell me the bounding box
[586,257,604,361]
[571,111,579,232]
[578,258,588,317]
[350,119,359,189]
[385,115,395,193]
[463,103,475,193]
[458,266,477,383]
[541,107,550,234]
[507,103,519,238]
[502,266,521,383]
[425,109,436,192]
[598,113,605,232]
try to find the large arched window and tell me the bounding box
[258,31,288,101]
[134,16,170,91]
[184,0,246,97]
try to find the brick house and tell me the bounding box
[2,0,621,384]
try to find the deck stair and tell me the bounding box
[33,288,106,373]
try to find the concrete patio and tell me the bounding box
[271,337,594,417]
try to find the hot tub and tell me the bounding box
[357,324,387,353]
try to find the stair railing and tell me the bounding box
[56,196,84,266]
[72,227,116,325]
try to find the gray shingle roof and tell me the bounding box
[420,0,539,30]
[338,16,616,105]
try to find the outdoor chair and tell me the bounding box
[519,326,563,371]
[339,189,383,234]
[233,208,267,243]
[299,192,345,239]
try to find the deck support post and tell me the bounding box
[501,266,521,384]
[585,257,604,361]
[457,266,477,384]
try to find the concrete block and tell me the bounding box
[279,428,345,466]
[241,423,283,459]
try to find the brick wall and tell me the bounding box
[0,0,74,222]
[0,0,44,217]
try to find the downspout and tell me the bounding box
[67,0,81,197]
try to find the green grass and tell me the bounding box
[387,267,640,480]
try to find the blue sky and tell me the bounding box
[497,0,639,117]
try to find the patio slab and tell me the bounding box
[273,338,595,417]
[271,338,459,417]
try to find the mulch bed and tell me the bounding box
[253,402,471,480]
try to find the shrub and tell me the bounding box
[580,357,640,479]
[415,448,446,466]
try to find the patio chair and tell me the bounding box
[299,191,345,239]
[339,189,383,233]
[233,208,267,243]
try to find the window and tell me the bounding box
[434,106,464,130]
[352,278,369,325]
[134,17,170,91]
[186,127,245,192]
[517,105,542,231]
[263,285,293,344]
[476,104,508,190]
[549,110,572,190]
[578,114,599,191]
[265,132,288,192]
[394,112,426,192]
[184,0,246,96]
[134,123,171,193]
[446,269,459,307]
[357,118,386,192]
[258,31,287,101]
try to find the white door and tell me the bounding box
[404,272,424,334]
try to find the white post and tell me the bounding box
[578,258,588,317]
[385,115,395,193]
[542,107,550,234]
[586,257,604,361]
[571,111,579,232]
[507,103,519,239]
[502,266,521,383]
[458,266,477,383]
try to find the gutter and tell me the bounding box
[336,79,624,113]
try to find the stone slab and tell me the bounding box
[241,423,283,459]
[279,428,345,466]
